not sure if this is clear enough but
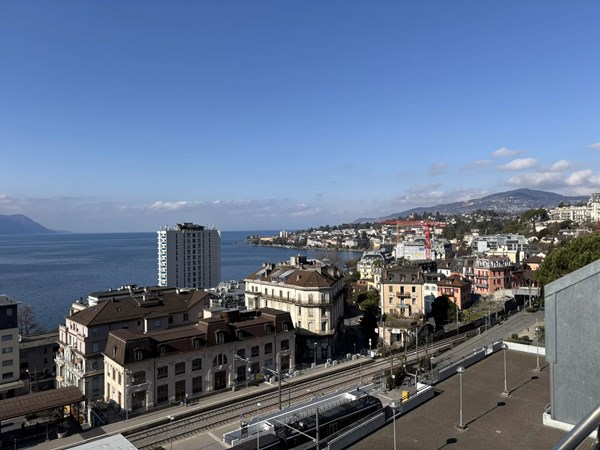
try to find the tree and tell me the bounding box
[429,295,456,329]
[536,234,600,287]
[18,304,41,336]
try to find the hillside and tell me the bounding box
[0,214,56,235]
[357,189,589,222]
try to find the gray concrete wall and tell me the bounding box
[545,258,600,426]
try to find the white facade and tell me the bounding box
[158,223,221,289]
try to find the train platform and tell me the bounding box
[25,354,373,450]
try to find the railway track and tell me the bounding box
[125,330,479,449]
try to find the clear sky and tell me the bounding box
[1,1,599,232]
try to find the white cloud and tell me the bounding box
[549,160,571,171]
[464,159,493,170]
[149,201,198,211]
[492,147,520,158]
[428,162,447,176]
[589,142,600,150]
[565,170,593,186]
[499,158,538,171]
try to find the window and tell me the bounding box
[132,371,146,385]
[282,322,289,332]
[388,286,393,292]
[2,372,13,380]
[158,344,166,356]
[175,362,185,375]
[183,313,189,321]
[251,346,259,358]
[281,339,290,351]
[265,343,272,355]
[388,297,393,305]
[412,286,416,293]
[157,366,168,379]
[2,360,13,367]
[192,358,202,371]
[1,335,12,341]
[192,376,203,395]
[321,322,327,332]
[92,342,100,353]
[213,354,227,367]
[1,347,12,354]
[193,338,201,349]
[236,349,246,359]
[157,384,169,403]
[216,332,225,344]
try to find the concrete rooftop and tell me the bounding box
[351,350,594,450]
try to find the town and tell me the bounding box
[1,193,600,449]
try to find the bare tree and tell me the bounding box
[18,304,42,336]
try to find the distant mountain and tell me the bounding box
[0,214,56,235]
[357,189,590,222]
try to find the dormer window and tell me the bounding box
[134,349,143,361]
[216,332,225,344]
[265,324,275,335]
[158,344,166,356]
[236,330,245,339]
[282,322,289,332]
[193,338,201,349]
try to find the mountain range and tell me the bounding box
[356,188,590,222]
[0,214,56,235]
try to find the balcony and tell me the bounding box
[396,292,410,298]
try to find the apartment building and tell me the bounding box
[436,275,472,310]
[244,256,344,362]
[103,308,294,413]
[55,286,215,401]
[381,266,424,319]
[0,296,23,399]
[473,255,513,295]
[19,331,59,394]
[157,223,221,289]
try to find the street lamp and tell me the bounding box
[390,401,398,450]
[167,415,175,450]
[456,366,466,430]
[534,326,541,372]
[25,369,32,394]
[501,343,510,397]
[368,338,372,353]
[256,402,261,450]
[314,342,317,368]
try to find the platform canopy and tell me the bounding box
[0,386,85,422]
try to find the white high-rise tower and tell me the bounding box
[157,223,221,289]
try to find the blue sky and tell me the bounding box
[1,1,599,232]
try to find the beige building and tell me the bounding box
[55,286,215,401]
[381,266,425,319]
[244,256,344,362]
[103,308,294,413]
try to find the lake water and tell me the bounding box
[0,231,361,331]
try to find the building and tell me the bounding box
[545,257,600,431]
[103,308,294,413]
[381,266,424,319]
[547,193,600,223]
[157,223,221,289]
[436,275,472,310]
[472,234,528,256]
[55,286,215,401]
[473,255,513,295]
[244,256,344,363]
[0,296,23,399]
[19,331,59,394]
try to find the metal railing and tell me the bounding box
[552,402,600,450]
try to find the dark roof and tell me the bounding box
[0,386,85,421]
[245,263,343,288]
[68,289,214,326]
[104,308,294,366]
